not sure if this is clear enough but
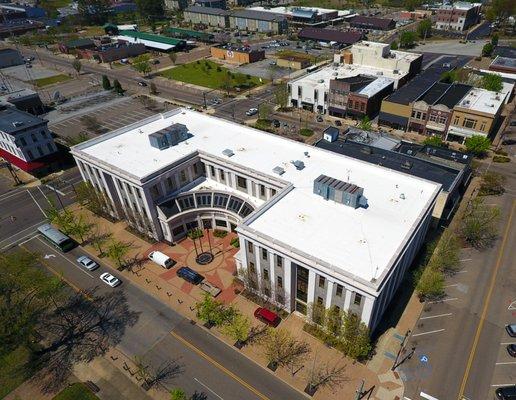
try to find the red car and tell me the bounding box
[254,307,281,327]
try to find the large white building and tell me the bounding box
[288,41,422,114]
[71,109,441,330]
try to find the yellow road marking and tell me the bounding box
[457,200,515,399]
[170,330,270,400]
[20,244,93,300]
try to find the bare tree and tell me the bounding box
[89,229,113,256]
[305,358,349,396]
[260,328,310,371]
[134,356,184,391]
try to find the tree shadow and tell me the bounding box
[31,289,140,393]
[123,253,148,274]
[191,391,208,400]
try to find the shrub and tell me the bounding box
[493,155,510,163]
[299,128,314,137]
[465,135,491,157]
[414,265,445,301]
[479,171,506,195]
[423,136,445,147]
[230,237,240,248]
[213,229,228,238]
[187,228,204,239]
[216,66,222,72]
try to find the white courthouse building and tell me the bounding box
[71,109,441,330]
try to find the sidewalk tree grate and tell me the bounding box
[196,251,214,265]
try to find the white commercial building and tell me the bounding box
[71,109,440,330]
[288,41,422,114]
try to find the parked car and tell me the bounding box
[25,63,32,68]
[254,307,280,327]
[272,119,280,128]
[137,80,147,87]
[316,115,323,122]
[148,250,175,269]
[199,281,221,297]
[335,120,342,126]
[245,108,258,116]
[507,344,516,357]
[496,386,516,400]
[506,323,516,337]
[150,59,160,65]
[77,255,99,271]
[177,266,204,285]
[100,272,121,287]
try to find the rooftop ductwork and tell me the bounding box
[313,174,364,209]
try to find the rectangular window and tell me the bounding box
[295,264,309,303]
[261,248,267,260]
[219,169,225,182]
[179,170,187,184]
[336,284,343,297]
[259,184,266,197]
[210,165,215,177]
[249,261,256,274]
[277,276,283,288]
[236,175,247,191]
[31,133,38,142]
[193,163,198,175]
[453,115,460,125]
[27,149,33,160]
[360,102,365,112]
[429,114,437,122]
[20,137,27,146]
[480,121,487,131]
[317,296,324,305]
[276,255,283,268]
[318,276,325,288]
[354,293,363,306]
[263,269,269,280]
[247,241,254,253]
[47,143,54,153]
[215,219,226,227]
[463,118,477,129]
[271,188,276,196]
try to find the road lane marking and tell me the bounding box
[444,284,459,288]
[501,342,516,345]
[194,377,224,400]
[427,297,458,304]
[458,201,515,400]
[0,220,45,246]
[456,270,468,274]
[459,258,472,262]
[412,329,445,337]
[492,384,516,387]
[495,362,516,365]
[45,184,66,196]
[27,189,47,217]
[0,189,27,202]
[420,313,452,320]
[170,331,269,400]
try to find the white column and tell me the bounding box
[284,260,292,311]
[325,280,334,308]
[344,288,352,311]
[361,296,375,326]
[307,269,316,306]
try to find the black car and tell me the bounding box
[335,120,342,126]
[272,119,280,127]
[506,324,516,337]
[137,81,147,87]
[177,267,204,285]
[496,386,516,400]
[508,344,516,357]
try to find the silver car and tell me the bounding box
[77,255,99,271]
[100,272,121,287]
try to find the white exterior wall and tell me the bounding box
[0,124,57,162]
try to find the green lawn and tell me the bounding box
[0,346,34,399]
[160,60,264,91]
[34,74,72,87]
[53,383,99,400]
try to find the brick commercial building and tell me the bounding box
[435,2,481,32]
[210,44,265,64]
[78,42,147,63]
[71,108,441,330]
[349,15,396,31]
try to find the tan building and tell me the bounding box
[183,6,229,28]
[277,54,311,70]
[210,45,265,64]
[446,87,504,143]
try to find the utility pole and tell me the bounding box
[392,329,411,370]
[354,379,365,400]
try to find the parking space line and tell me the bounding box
[27,189,47,217]
[495,362,516,365]
[427,297,458,304]
[412,329,446,337]
[460,258,472,262]
[420,313,452,320]
[444,284,459,288]
[193,377,224,400]
[492,384,515,387]
[501,342,516,345]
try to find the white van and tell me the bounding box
[148,251,174,269]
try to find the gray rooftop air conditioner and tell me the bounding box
[292,160,305,170]
[148,123,189,150]
[272,166,285,175]
[222,148,235,157]
[313,174,364,209]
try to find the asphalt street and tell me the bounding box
[20,234,306,400]
[399,160,516,400]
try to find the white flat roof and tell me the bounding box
[358,76,394,97]
[116,35,175,51]
[74,109,440,287]
[248,6,351,17]
[456,87,505,114]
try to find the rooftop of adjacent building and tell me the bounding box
[352,41,421,62]
[215,43,260,53]
[357,76,394,97]
[455,86,505,115]
[72,109,440,288]
[0,105,46,134]
[490,56,516,71]
[438,1,481,11]
[248,6,352,17]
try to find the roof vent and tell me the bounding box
[292,160,305,170]
[318,79,325,83]
[12,121,23,127]
[313,174,364,209]
[401,161,412,170]
[272,166,285,175]
[304,151,310,158]
[222,148,234,157]
[400,193,406,200]
[361,146,372,154]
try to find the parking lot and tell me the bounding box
[235,58,291,80]
[49,96,170,140]
[1,62,62,82]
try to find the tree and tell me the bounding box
[220,73,233,95]
[258,103,271,121]
[75,181,111,216]
[358,115,372,131]
[325,305,343,338]
[441,70,458,84]
[431,229,460,274]
[47,206,76,236]
[89,230,112,256]
[69,215,92,244]
[417,18,432,39]
[480,73,503,92]
[102,75,111,90]
[423,136,445,147]
[479,171,506,196]
[169,52,178,65]
[0,251,63,358]
[465,135,491,157]
[135,0,164,20]
[482,43,494,57]
[72,59,82,76]
[260,328,309,370]
[308,301,326,326]
[113,79,124,95]
[390,40,398,50]
[415,265,445,301]
[195,293,236,327]
[399,31,416,49]
[77,0,111,24]
[170,389,187,400]
[404,0,421,12]
[133,54,152,76]
[485,0,515,24]
[491,33,499,47]
[460,197,501,249]
[134,356,184,390]
[106,240,131,269]
[339,311,371,359]
[274,83,288,110]
[222,313,251,346]
[305,359,348,395]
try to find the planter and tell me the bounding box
[203,321,214,329]
[304,384,317,396]
[234,340,245,349]
[266,361,278,371]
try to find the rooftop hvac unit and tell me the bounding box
[401,160,412,170]
[222,148,235,157]
[313,174,364,209]
[149,123,188,150]
[272,166,285,175]
[292,160,305,170]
